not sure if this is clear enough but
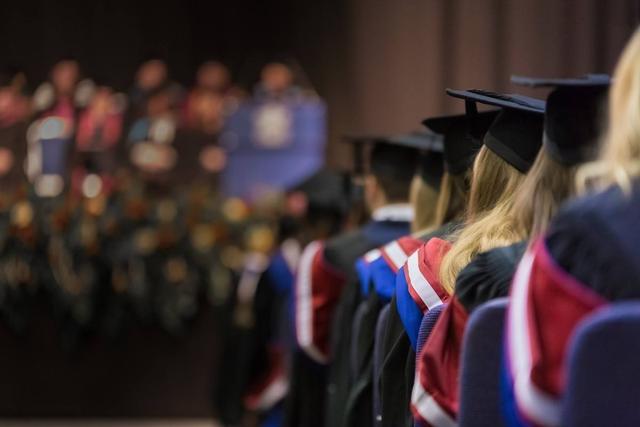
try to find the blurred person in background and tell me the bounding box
[175,89,227,189]
[128,56,182,122]
[72,86,126,199]
[254,61,302,102]
[27,58,94,197]
[182,60,243,132]
[126,83,181,191]
[0,67,30,192]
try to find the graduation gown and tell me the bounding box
[378,223,458,427]
[343,237,423,427]
[455,241,526,314]
[216,245,297,426]
[502,183,640,427]
[409,241,527,426]
[315,218,411,427]
[292,215,410,427]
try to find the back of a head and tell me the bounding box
[440,145,528,293]
[510,75,610,238]
[587,28,640,191]
[438,89,545,293]
[467,145,525,221]
[369,142,418,203]
[423,111,497,227]
[287,169,350,240]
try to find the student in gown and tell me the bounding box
[455,75,610,314]
[341,131,445,427]
[378,110,497,427]
[293,137,417,427]
[411,77,609,427]
[502,29,640,427]
[410,90,545,426]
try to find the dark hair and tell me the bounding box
[369,142,417,202]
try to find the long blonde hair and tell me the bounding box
[580,27,640,191]
[514,150,579,240]
[431,171,470,228]
[439,146,527,293]
[409,174,440,232]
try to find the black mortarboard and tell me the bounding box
[342,135,381,176]
[423,110,499,174]
[389,131,444,188]
[510,74,610,88]
[388,130,443,152]
[291,169,349,215]
[342,134,420,181]
[446,89,546,173]
[511,75,610,165]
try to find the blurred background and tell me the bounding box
[1,0,636,167]
[0,0,636,425]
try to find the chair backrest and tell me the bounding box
[372,304,391,426]
[350,301,370,382]
[459,298,508,427]
[412,304,445,427]
[415,303,446,363]
[562,303,640,427]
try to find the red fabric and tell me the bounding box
[44,97,75,123]
[416,297,468,423]
[76,110,122,150]
[244,345,287,411]
[380,236,423,273]
[310,249,347,359]
[527,240,607,397]
[406,238,451,313]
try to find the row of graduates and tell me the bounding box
[220,29,640,427]
[0,57,308,344]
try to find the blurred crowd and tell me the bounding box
[0,57,325,346]
[1,57,313,198]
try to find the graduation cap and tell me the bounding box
[511,75,611,166]
[446,89,546,173]
[342,134,421,182]
[289,169,350,216]
[389,131,444,188]
[423,110,498,175]
[511,74,610,88]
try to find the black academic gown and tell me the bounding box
[323,219,410,427]
[378,221,459,427]
[544,182,640,299]
[454,241,527,314]
[342,288,383,427]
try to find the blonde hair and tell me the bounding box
[439,146,526,293]
[409,174,440,232]
[514,150,578,240]
[580,27,640,192]
[431,171,470,228]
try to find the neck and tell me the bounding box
[371,203,414,222]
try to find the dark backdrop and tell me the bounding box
[0,0,311,88]
[0,0,637,168]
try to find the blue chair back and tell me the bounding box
[415,304,445,363]
[413,304,445,427]
[459,298,508,427]
[562,303,640,427]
